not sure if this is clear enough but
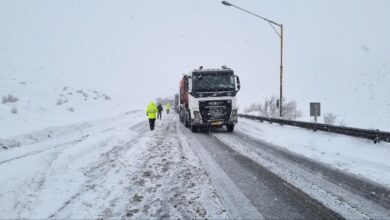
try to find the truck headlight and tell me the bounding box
[194,111,203,123]
[230,109,237,120]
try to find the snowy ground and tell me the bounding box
[0,111,229,219]
[1,110,389,219]
[211,122,390,219]
[237,118,390,188]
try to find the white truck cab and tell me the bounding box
[179,66,240,132]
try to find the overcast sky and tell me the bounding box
[1,0,389,117]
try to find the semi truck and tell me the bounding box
[179,66,240,132]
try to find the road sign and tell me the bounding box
[310,102,321,116]
[310,102,321,123]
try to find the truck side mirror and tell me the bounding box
[235,75,241,92]
[188,77,193,93]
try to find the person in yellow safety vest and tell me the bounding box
[165,103,171,114]
[146,101,158,130]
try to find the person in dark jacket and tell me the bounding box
[157,103,163,119]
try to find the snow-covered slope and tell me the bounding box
[0,77,130,138]
[332,64,390,130]
[243,64,390,131]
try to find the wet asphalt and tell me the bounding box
[190,130,344,219]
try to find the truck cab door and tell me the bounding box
[235,75,241,92]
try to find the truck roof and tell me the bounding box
[191,68,233,74]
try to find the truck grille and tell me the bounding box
[199,100,232,121]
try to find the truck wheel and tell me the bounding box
[191,125,197,132]
[199,127,210,133]
[184,116,189,128]
[226,125,234,132]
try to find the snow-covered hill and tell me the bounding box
[332,64,390,130]
[0,77,130,138]
[243,64,390,131]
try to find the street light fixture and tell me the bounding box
[222,1,284,117]
[221,1,232,6]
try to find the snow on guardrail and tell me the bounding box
[239,114,390,143]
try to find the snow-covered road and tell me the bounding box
[1,111,389,219]
[0,111,227,219]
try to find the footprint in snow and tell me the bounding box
[132,193,143,202]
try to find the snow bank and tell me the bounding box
[239,118,390,187]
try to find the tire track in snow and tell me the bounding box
[48,123,149,219]
[212,131,390,219]
[179,124,265,219]
[13,133,121,218]
[0,135,89,165]
[120,115,229,219]
[236,121,390,209]
[0,113,147,219]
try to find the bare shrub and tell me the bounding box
[11,106,17,114]
[0,139,20,149]
[57,98,64,105]
[338,121,346,127]
[2,94,19,104]
[56,98,68,105]
[245,96,302,120]
[243,103,261,113]
[283,99,302,119]
[324,112,337,125]
[104,95,111,101]
[66,107,75,112]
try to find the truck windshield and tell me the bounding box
[192,72,235,92]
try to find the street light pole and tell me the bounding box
[222,1,284,117]
[280,24,283,118]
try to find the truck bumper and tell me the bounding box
[191,119,237,128]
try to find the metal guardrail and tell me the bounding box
[239,114,390,143]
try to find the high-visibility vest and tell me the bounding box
[146,102,158,119]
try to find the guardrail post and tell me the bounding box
[374,129,380,144]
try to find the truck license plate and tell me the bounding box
[211,121,223,126]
